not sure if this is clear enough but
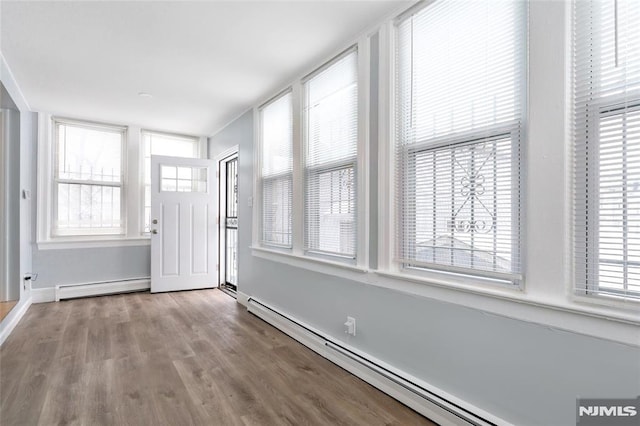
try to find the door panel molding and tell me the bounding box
[150,155,216,293]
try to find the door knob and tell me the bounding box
[152,219,158,224]
[151,229,158,234]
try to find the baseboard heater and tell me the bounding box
[55,277,151,301]
[246,297,499,426]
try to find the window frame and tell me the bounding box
[139,129,205,235]
[304,159,358,260]
[37,116,206,249]
[251,38,370,270]
[260,173,293,248]
[571,0,640,303]
[301,46,362,264]
[245,2,640,344]
[50,117,127,238]
[399,126,522,286]
[387,2,527,290]
[257,89,294,250]
[576,94,640,300]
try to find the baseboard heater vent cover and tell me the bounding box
[246,297,501,426]
[56,278,151,301]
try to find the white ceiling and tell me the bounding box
[1,0,408,136]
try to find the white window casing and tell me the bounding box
[258,90,294,248]
[52,118,126,237]
[250,1,638,342]
[253,37,369,269]
[140,130,203,234]
[393,0,527,286]
[37,116,204,248]
[573,0,640,301]
[303,47,360,262]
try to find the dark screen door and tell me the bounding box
[221,155,238,290]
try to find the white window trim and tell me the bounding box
[247,1,640,346]
[51,117,128,237]
[139,129,207,236]
[38,115,136,249]
[256,88,294,250]
[37,237,150,250]
[250,242,639,347]
[574,94,640,301]
[38,116,207,249]
[397,128,524,287]
[569,2,640,306]
[251,36,370,271]
[376,3,639,325]
[384,2,527,291]
[302,46,363,262]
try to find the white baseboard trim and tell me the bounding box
[0,295,32,346]
[56,278,150,301]
[32,287,56,303]
[32,278,151,303]
[236,291,250,307]
[245,295,508,426]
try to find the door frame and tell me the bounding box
[149,154,217,293]
[214,146,239,290]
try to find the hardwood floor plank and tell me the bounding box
[0,289,435,426]
[110,354,162,426]
[79,359,116,425]
[1,340,59,425]
[85,318,112,363]
[145,358,211,426]
[173,357,246,426]
[37,357,85,426]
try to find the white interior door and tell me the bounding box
[150,155,216,293]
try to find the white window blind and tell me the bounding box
[53,120,125,236]
[574,0,640,299]
[304,49,358,258]
[142,131,200,233]
[395,0,526,282]
[260,91,293,247]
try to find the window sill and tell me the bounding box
[37,237,151,250]
[247,249,640,345]
[376,270,640,324]
[251,245,369,274]
[372,270,640,346]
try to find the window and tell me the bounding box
[394,0,526,283]
[142,131,201,233]
[53,119,125,236]
[160,166,207,193]
[303,49,358,259]
[573,0,640,300]
[259,91,293,248]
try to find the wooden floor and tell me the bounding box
[0,289,434,425]
[0,300,18,322]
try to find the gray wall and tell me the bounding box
[31,246,150,289]
[208,110,253,289]
[208,56,640,426]
[30,115,150,288]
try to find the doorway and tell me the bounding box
[149,155,216,293]
[218,150,239,294]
